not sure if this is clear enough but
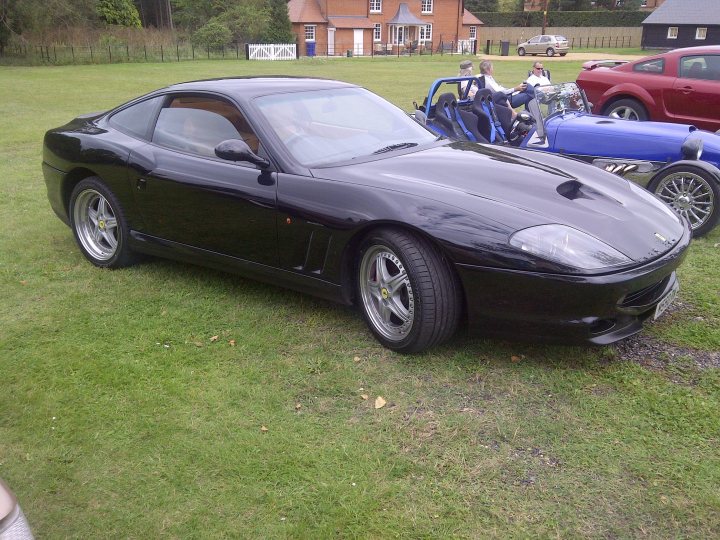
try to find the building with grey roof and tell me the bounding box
[642,0,720,48]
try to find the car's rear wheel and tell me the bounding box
[357,229,461,353]
[70,177,135,268]
[605,98,648,121]
[546,47,555,57]
[518,47,526,56]
[648,165,719,237]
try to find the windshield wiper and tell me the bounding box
[372,142,418,154]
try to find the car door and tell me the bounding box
[668,54,720,130]
[527,36,541,54]
[127,93,278,266]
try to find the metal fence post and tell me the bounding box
[177,44,180,61]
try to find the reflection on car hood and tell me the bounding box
[315,141,685,263]
[549,113,720,166]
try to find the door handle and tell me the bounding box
[680,86,694,95]
[136,178,147,191]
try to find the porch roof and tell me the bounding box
[386,3,426,26]
[328,17,376,29]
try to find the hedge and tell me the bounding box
[472,11,648,27]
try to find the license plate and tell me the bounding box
[654,281,679,320]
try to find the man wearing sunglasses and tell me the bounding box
[526,62,552,87]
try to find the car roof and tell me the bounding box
[163,76,358,100]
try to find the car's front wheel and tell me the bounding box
[357,229,461,353]
[70,177,135,268]
[518,47,526,56]
[546,47,555,57]
[605,98,648,121]
[649,165,720,237]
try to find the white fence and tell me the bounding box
[247,43,296,61]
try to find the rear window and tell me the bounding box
[633,58,665,74]
[109,96,163,139]
[555,36,567,41]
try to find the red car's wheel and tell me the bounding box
[605,98,648,121]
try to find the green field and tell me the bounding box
[1,56,719,538]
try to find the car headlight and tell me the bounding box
[509,224,632,270]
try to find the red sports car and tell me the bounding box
[576,46,720,132]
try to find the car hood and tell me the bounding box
[549,113,720,166]
[312,142,685,263]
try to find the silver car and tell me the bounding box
[517,35,569,57]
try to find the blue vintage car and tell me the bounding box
[415,78,720,237]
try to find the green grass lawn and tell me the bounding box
[1,56,719,538]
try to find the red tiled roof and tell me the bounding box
[288,0,326,24]
[463,9,483,25]
[328,17,375,29]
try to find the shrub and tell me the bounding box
[191,20,233,49]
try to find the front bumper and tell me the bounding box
[456,225,691,345]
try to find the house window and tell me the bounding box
[640,0,647,6]
[419,24,432,43]
[374,23,382,42]
[469,26,477,40]
[421,0,433,13]
[304,25,316,42]
[667,27,678,39]
[696,27,707,40]
[370,0,381,13]
[392,26,405,45]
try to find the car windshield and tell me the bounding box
[255,87,437,167]
[533,82,589,119]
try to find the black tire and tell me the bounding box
[69,177,136,268]
[604,98,648,121]
[546,47,555,57]
[648,165,720,237]
[518,47,526,56]
[356,228,461,353]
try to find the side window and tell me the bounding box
[529,36,539,44]
[680,55,720,80]
[109,96,163,139]
[152,96,260,158]
[633,58,665,74]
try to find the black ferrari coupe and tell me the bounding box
[43,77,690,353]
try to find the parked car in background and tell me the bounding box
[0,478,33,539]
[517,35,568,57]
[416,78,720,237]
[44,77,690,352]
[577,46,720,131]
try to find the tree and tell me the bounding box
[134,0,173,28]
[97,0,141,27]
[191,19,231,49]
[465,0,499,11]
[260,0,292,43]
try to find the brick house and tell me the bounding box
[288,0,483,56]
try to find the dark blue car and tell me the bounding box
[416,77,720,237]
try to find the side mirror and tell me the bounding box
[527,99,545,142]
[215,139,270,168]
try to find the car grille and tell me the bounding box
[619,276,671,312]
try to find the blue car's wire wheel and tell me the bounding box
[651,166,719,237]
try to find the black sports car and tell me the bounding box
[43,77,690,353]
